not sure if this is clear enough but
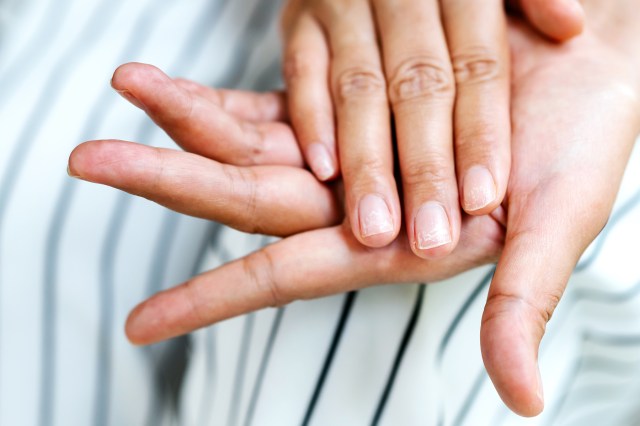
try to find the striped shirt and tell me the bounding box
[1,0,639,425]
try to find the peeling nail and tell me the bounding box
[359,194,394,238]
[307,143,335,181]
[415,202,452,250]
[463,166,497,212]
[67,165,80,179]
[116,89,145,110]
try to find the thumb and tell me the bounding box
[480,198,590,416]
[509,0,585,41]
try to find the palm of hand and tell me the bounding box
[479,20,640,414]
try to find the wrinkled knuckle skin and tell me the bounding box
[401,159,451,190]
[456,127,499,154]
[335,68,386,103]
[283,51,313,84]
[452,49,502,86]
[483,292,559,337]
[243,250,289,309]
[388,57,454,105]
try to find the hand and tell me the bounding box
[280,0,584,258]
[479,5,640,416]
[68,62,503,344]
[68,3,640,415]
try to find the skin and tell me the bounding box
[280,0,584,259]
[68,1,640,418]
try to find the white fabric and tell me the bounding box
[1,1,639,425]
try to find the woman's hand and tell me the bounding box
[68,3,640,414]
[280,0,584,259]
[68,61,504,341]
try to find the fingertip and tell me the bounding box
[111,62,175,110]
[523,0,585,42]
[356,193,398,248]
[481,298,545,417]
[68,140,120,182]
[461,166,499,214]
[67,142,90,179]
[411,202,456,259]
[306,142,338,181]
[125,302,150,346]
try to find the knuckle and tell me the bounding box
[401,158,451,189]
[232,121,267,166]
[182,280,209,325]
[455,126,501,160]
[334,68,386,103]
[388,57,454,105]
[352,155,388,176]
[221,166,263,233]
[483,291,560,335]
[452,48,502,86]
[242,249,289,308]
[283,50,314,84]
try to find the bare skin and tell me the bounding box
[68,1,640,418]
[280,0,584,258]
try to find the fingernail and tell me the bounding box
[116,89,145,110]
[566,0,584,16]
[307,143,335,181]
[415,202,452,250]
[359,194,394,238]
[67,165,81,179]
[462,166,497,212]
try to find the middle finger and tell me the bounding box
[374,0,460,259]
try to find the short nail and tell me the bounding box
[463,166,497,212]
[359,194,394,238]
[307,143,335,181]
[415,202,452,250]
[67,165,80,179]
[116,89,145,110]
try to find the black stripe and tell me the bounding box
[442,190,640,425]
[1,0,123,419]
[584,331,640,346]
[302,291,358,426]
[96,195,133,426]
[90,1,236,424]
[227,235,273,426]
[228,313,256,426]
[193,225,226,426]
[371,284,426,426]
[437,269,494,366]
[243,307,285,426]
[143,212,182,426]
[41,0,223,421]
[452,370,487,426]
[37,1,135,425]
[578,354,640,377]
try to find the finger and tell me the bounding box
[441,0,510,215]
[480,192,591,417]
[111,62,303,167]
[316,1,401,248]
[68,140,341,236]
[126,212,505,345]
[508,0,585,41]
[283,12,338,181]
[373,0,459,258]
[174,78,288,122]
